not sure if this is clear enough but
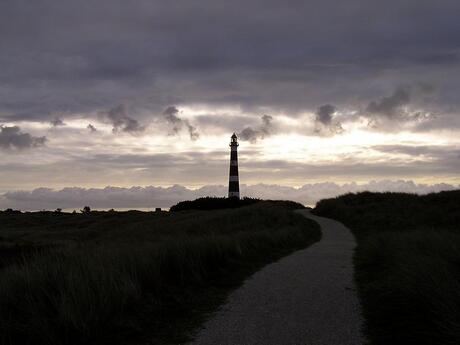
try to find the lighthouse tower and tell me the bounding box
[228,133,240,198]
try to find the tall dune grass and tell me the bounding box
[0,202,320,345]
[313,190,460,345]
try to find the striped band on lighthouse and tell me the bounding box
[228,133,240,198]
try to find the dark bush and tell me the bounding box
[3,208,21,214]
[170,196,260,211]
[170,196,305,212]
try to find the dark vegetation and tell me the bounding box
[170,196,260,211]
[169,196,305,212]
[313,190,460,345]
[0,200,320,345]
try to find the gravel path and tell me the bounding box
[188,210,364,345]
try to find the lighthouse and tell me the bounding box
[228,133,240,198]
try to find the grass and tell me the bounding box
[313,190,460,345]
[0,200,320,345]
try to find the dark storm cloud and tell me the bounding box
[1,0,460,125]
[0,125,46,150]
[163,106,199,140]
[314,104,343,135]
[367,87,411,118]
[316,105,336,125]
[239,127,259,142]
[103,105,145,134]
[363,85,437,131]
[239,115,274,142]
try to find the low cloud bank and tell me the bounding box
[0,181,457,211]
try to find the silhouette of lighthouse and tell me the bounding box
[228,133,240,198]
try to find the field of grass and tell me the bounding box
[0,201,320,345]
[313,190,460,345]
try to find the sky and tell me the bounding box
[1,0,459,209]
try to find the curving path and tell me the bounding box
[188,210,364,345]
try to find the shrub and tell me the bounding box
[170,197,305,212]
[170,196,260,211]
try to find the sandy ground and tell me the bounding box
[188,210,364,345]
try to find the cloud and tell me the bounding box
[163,106,199,140]
[0,125,47,150]
[0,1,459,190]
[1,181,457,211]
[2,144,458,193]
[371,144,459,157]
[414,112,460,132]
[239,114,274,142]
[1,1,458,124]
[104,105,145,134]
[314,104,343,135]
[366,87,411,118]
[316,104,335,125]
[239,127,259,142]
[87,124,97,132]
[0,185,226,210]
[242,180,458,206]
[50,117,65,127]
[363,86,438,131]
[370,86,434,114]
[261,115,273,131]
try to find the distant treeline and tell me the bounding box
[2,198,306,214]
[170,196,305,212]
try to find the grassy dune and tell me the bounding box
[0,201,320,345]
[313,190,460,345]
